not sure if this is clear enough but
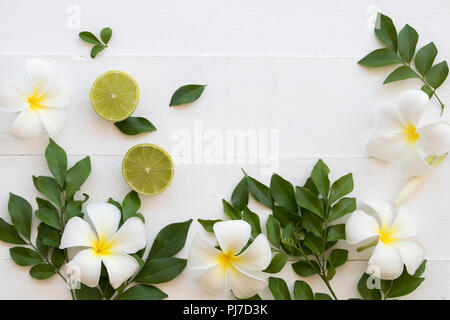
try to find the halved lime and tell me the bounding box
[90,71,139,122]
[122,144,174,196]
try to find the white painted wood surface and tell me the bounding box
[0,0,449,299]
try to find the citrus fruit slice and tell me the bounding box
[122,144,174,196]
[90,71,139,122]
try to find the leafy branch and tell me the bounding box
[79,27,112,58]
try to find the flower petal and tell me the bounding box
[37,108,66,138]
[399,147,432,176]
[417,122,450,156]
[66,248,101,287]
[27,58,55,92]
[235,234,271,271]
[102,252,140,289]
[0,80,28,112]
[368,242,403,280]
[213,220,251,255]
[345,210,379,245]
[86,203,121,241]
[396,89,429,127]
[188,234,221,270]
[360,201,394,230]
[108,217,146,254]
[60,217,97,249]
[372,104,403,134]
[10,109,41,140]
[193,264,227,295]
[367,134,407,161]
[228,266,267,299]
[390,208,417,239]
[393,239,425,275]
[41,78,71,108]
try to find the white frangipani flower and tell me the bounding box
[188,220,272,298]
[346,201,424,280]
[60,203,146,289]
[367,89,450,176]
[0,58,70,140]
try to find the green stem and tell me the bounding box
[319,273,338,300]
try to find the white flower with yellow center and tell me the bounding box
[367,89,450,176]
[346,201,424,280]
[60,203,146,289]
[0,58,70,140]
[188,220,272,298]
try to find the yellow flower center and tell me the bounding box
[378,226,396,244]
[92,237,113,256]
[27,90,46,110]
[216,251,237,272]
[403,124,419,145]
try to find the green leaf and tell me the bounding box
[36,229,48,256]
[301,211,322,237]
[385,66,419,84]
[35,198,61,230]
[263,252,288,274]
[426,61,449,89]
[65,156,91,199]
[114,117,157,135]
[281,224,297,255]
[386,267,425,298]
[222,199,242,220]
[328,197,356,223]
[398,24,419,63]
[326,224,345,242]
[117,285,168,300]
[245,173,273,208]
[272,205,301,228]
[231,177,248,210]
[328,249,348,268]
[147,219,192,260]
[0,218,26,245]
[310,159,330,199]
[421,85,434,98]
[107,197,122,211]
[303,177,319,196]
[329,173,354,204]
[29,263,55,280]
[266,215,281,248]
[303,233,323,255]
[45,139,67,188]
[37,223,61,247]
[294,280,314,300]
[169,84,206,106]
[91,44,105,58]
[357,273,382,300]
[134,257,187,284]
[292,260,319,277]
[242,207,262,238]
[374,13,398,51]
[8,193,32,240]
[358,48,402,68]
[415,42,438,76]
[198,219,222,233]
[51,248,65,269]
[65,200,83,220]
[314,293,332,300]
[33,176,62,208]
[100,27,112,44]
[270,173,297,212]
[10,247,43,266]
[268,277,291,300]
[75,283,103,300]
[79,31,102,45]
[414,260,427,277]
[295,186,323,218]
[122,190,141,222]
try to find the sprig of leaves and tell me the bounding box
[359,13,448,113]
[267,277,333,300]
[169,84,206,106]
[79,27,112,58]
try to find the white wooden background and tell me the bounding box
[0,0,449,300]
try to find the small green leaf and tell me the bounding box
[245,173,273,208]
[292,260,319,277]
[358,48,402,68]
[294,280,314,300]
[51,248,65,269]
[263,252,288,274]
[79,31,102,45]
[169,84,206,106]
[107,197,122,211]
[328,249,348,268]
[295,186,323,218]
[268,277,291,300]
[270,173,297,212]
[357,273,382,300]
[33,176,62,208]
[222,199,242,220]
[386,267,425,298]
[272,205,301,228]
[310,159,330,199]
[0,218,26,245]
[147,219,192,260]
[134,257,187,284]
[301,211,322,237]
[65,156,91,199]
[383,66,418,84]
[35,198,61,230]
[303,233,323,254]
[303,177,319,196]
[90,45,105,58]
[281,224,297,255]
[398,24,419,63]
[37,223,61,247]
[117,285,167,300]
[329,173,354,204]
[231,177,248,210]
[114,117,157,135]
[413,260,427,277]
[421,85,434,98]
[65,200,83,220]
[122,190,141,222]
[374,13,398,51]
[75,283,103,300]
[100,27,112,44]
[10,247,43,266]
[29,263,55,280]
[266,215,281,248]
[326,224,346,242]
[426,61,449,89]
[8,193,32,240]
[415,42,438,76]
[45,139,67,188]
[314,293,332,300]
[198,219,222,233]
[328,197,356,223]
[242,207,262,238]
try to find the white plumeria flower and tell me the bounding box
[367,89,450,176]
[60,202,146,289]
[0,58,70,140]
[346,201,424,280]
[188,220,272,298]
